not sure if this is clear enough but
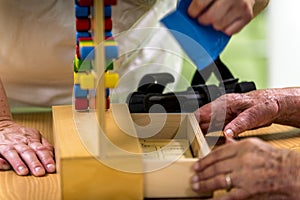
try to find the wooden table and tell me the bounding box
[0,112,59,200]
[1,111,300,200]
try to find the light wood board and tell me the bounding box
[1,111,300,199]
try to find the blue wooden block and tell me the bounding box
[76,32,91,43]
[104,6,112,18]
[105,88,110,97]
[74,84,88,98]
[105,45,118,59]
[75,5,90,18]
[105,31,112,38]
[80,46,95,60]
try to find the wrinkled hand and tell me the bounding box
[195,89,280,137]
[0,120,55,176]
[195,88,300,138]
[191,138,300,200]
[188,0,256,35]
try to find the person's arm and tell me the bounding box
[0,78,56,176]
[195,88,300,138]
[0,78,12,122]
[0,78,13,170]
[187,0,270,35]
[190,138,300,199]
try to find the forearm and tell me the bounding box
[253,0,270,17]
[0,78,12,121]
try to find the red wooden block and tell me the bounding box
[75,98,88,110]
[76,18,91,31]
[104,18,112,31]
[78,37,93,42]
[106,97,110,110]
[104,0,117,5]
[77,0,93,6]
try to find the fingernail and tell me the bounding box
[1,164,10,170]
[191,175,199,183]
[224,129,234,138]
[18,166,28,175]
[2,164,11,170]
[47,164,56,172]
[193,162,200,170]
[35,166,44,174]
[192,183,200,191]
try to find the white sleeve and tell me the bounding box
[111,1,194,103]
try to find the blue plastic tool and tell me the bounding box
[161,0,230,70]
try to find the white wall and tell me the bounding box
[268,0,300,88]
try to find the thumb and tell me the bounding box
[225,134,237,144]
[223,130,237,144]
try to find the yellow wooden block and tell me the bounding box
[79,40,94,46]
[105,40,117,46]
[73,72,80,84]
[79,73,95,89]
[105,71,119,88]
[53,105,144,200]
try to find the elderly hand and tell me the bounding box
[187,0,268,35]
[0,120,55,176]
[191,138,300,199]
[195,88,300,138]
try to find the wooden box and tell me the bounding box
[130,112,211,198]
[53,104,211,199]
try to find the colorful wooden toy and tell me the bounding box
[74,0,119,111]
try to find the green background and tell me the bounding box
[221,12,268,89]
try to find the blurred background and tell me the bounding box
[221,0,300,89]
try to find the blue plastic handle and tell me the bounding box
[161,0,230,70]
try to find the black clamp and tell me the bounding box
[127,57,256,113]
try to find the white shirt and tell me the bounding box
[0,0,75,108]
[0,0,188,108]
